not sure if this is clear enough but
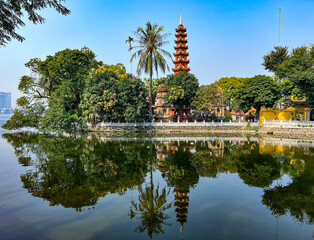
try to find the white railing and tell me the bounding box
[263,118,314,128]
[86,120,259,128]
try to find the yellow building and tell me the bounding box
[259,98,313,126]
[154,84,173,121]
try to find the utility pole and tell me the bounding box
[279,8,281,47]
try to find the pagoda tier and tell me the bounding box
[175,32,187,38]
[174,45,188,50]
[175,39,188,44]
[173,59,190,64]
[173,52,189,57]
[172,66,190,72]
[172,14,190,75]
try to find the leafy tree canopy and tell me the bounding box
[3,47,102,133]
[217,76,247,110]
[81,64,149,122]
[191,83,224,117]
[262,46,289,73]
[129,185,172,238]
[3,48,150,132]
[0,0,70,46]
[233,75,280,113]
[263,45,314,107]
[164,71,199,110]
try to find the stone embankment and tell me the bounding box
[86,121,258,135]
[86,121,314,140]
[88,125,255,134]
[259,127,314,140]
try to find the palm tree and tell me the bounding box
[131,21,172,120]
[125,36,134,73]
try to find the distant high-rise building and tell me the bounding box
[0,92,11,109]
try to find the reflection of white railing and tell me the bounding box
[87,120,259,128]
[263,118,314,128]
[88,136,260,143]
[84,135,314,148]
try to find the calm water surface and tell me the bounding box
[0,122,313,239]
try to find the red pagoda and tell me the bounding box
[154,14,192,122]
[173,14,190,74]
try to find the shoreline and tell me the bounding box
[86,125,314,140]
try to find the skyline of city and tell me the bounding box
[0,92,12,109]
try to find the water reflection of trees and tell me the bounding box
[230,142,281,188]
[3,133,151,211]
[155,139,314,230]
[3,133,313,231]
[262,154,314,224]
[129,184,172,238]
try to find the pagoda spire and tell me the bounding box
[172,14,190,74]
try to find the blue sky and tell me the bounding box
[1,0,314,105]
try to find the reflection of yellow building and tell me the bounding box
[258,138,291,154]
[259,98,313,125]
[207,140,225,157]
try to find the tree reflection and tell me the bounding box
[231,143,281,188]
[129,184,172,238]
[129,142,173,238]
[164,142,199,190]
[262,154,314,224]
[3,132,313,232]
[163,142,199,238]
[3,133,150,211]
[193,140,237,177]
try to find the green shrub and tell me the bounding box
[223,115,232,122]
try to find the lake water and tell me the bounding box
[0,115,313,239]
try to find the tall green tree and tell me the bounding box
[217,77,247,110]
[233,75,280,116]
[0,0,70,46]
[80,64,149,122]
[263,45,314,107]
[192,84,224,120]
[3,47,102,132]
[131,21,172,120]
[118,75,149,122]
[262,46,289,73]
[163,72,199,119]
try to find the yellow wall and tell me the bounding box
[259,107,310,125]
